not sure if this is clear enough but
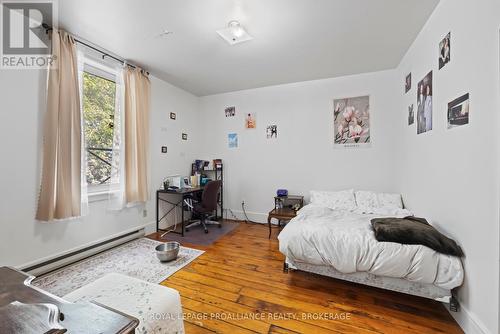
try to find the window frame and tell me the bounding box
[81,57,120,196]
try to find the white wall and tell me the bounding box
[198,70,400,222]
[1,2,499,333]
[0,70,200,267]
[149,76,201,230]
[395,0,500,333]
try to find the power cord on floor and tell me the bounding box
[242,201,256,224]
[160,198,193,238]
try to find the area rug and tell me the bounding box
[32,238,204,297]
[162,221,240,246]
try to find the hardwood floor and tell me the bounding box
[148,222,463,334]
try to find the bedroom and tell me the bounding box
[0,0,498,333]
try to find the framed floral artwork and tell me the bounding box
[333,95,370,148]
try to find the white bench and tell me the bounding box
[64,273,184,334]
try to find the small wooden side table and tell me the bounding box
[267,208,297,239]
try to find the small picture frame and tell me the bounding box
[228,133,238,148]
[182,133,188,140]
[245,113,256,129]
[161,146,168,153]
[170,112,176,120]
[447,93,469,129]
[405,73,411,93]
[408,104,414,125]
[266,124,278,139]
[225,106,236,117]
[439,32,451,70]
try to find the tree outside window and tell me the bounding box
[82,71,116,187]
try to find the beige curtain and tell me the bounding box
[36,30,82,221]
[123,67,151,203]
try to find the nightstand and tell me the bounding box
[268,195,304,239]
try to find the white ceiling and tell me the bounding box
[58,0,439,96]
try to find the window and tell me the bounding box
[82,61,118,192]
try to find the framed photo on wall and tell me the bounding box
[447,93,469,129]
[405,73,411,93]
[245,113,256,129]
[416,71,432,134]
[228,133,238,148]
[266,125,278,139]
[408,104,414,125]
[439,32,451,70]
[225,106,236,117]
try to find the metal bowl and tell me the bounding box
[155,242,180,262]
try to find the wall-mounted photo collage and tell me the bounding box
[405,31,469,133]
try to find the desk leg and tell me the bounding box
[156,192,159,233]
[181,195,185,236]
[268,216,272,239]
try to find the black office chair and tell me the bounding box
[185,180,222,233]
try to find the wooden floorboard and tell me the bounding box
[147,222,463,334]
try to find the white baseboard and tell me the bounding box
[446,301,490,334]
[18,222,154,272]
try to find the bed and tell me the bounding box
[278,190,464,304]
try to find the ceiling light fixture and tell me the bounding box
[216,20,253,45]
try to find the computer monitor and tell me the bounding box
[165,175,182,188]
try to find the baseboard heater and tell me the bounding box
[21,228,145,276]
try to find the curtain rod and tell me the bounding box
[42,24,149,75]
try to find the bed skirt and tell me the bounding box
[285,257,451,303]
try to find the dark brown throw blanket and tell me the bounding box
[371,216,464,257]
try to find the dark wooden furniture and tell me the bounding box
[0,267,138,333]
[268,195,304,239]
[156,187,204,236]
[267,208,298,239]
[0,301,66,333]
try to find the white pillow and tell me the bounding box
[355,191,403,213]
[355,191,379,213]
[377,192,403,209]
[309,189,356,211]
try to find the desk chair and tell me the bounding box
[185,180,222,233]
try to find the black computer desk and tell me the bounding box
[156,187,204,236]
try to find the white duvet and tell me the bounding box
[278,204,464,290]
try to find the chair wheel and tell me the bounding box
[218,224,222,228]
[204,229,208,234]
[185,228,189,232]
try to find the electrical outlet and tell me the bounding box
[143,209,147,217]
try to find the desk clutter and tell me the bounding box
[162,159,223,191]
[275,192,304,212]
